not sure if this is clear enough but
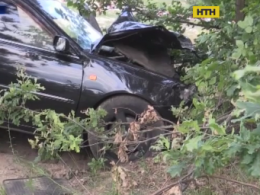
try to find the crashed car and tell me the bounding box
[0,0,197,161]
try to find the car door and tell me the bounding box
[0,0,83,130]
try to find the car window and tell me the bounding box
[0,0,53,50]
[35,0,102,51]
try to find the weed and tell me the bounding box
[88,158,106,175]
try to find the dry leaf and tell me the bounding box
[213,130,219,135]
[165,185,182,195]
[172,131,178,139]
[118,139,129,163]
[140,169,145,175]
[111,164,129,188]
[118,166,128,187]
[132,180,138,186]
[129,121,140,141]
[114,131,123,144]
[110,161,116,166]
[138,105,159,124]
[114,132,129,163]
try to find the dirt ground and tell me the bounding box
[0,128,179,195]
[0,129,258,195]
[0,128,202,195]
[0,130,36,183]
[0,129,95,194]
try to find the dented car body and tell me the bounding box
[0,0,197,135]
[89,7,197,115]
[92,7,195,78]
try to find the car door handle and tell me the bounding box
[25,51,41,60]
[25,51,37,57]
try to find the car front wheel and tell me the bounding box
[87,95,164,164]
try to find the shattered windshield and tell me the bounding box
[36,0,102,50]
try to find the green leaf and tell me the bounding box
[225,142,241,158]
[241,154,254,165]
[235,101,260,119]
[167,164,186,177]
[232,69,245,80]
[238,16,253,29]
[209,77,216,85]
[244,15,254,26]
[245,144,260,154]
[185,136,203,152]
[231,49,242,59]
[252,124,260,135]
[237,20,247,29]
[245,26,252,33]
[209,123,226,135]
[240,126,250,142]
[192,98,205,110]
[53,140,62,149]
[178,120,200,133]
[248,152,260,177]
[236,40,244,48]
[75,145,80,153]
[204,71,212,79]
[201,144,213,151]
[226,84,238,97]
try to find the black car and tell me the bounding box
[0,0,197,161]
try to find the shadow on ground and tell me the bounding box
[0,129,92,185]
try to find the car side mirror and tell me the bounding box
[53,35,70,53]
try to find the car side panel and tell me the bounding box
[77,54,185,120]
[0,40,83,131]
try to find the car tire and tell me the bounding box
[88,95,164,164]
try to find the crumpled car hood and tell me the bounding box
[91,7,194,52]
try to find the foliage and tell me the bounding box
[88,158,106,175]
[66,0,260,183]
[148,0,260,180]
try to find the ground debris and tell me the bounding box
[163,185,182,195]
[111,161,138,190]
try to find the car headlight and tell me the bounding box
[179,84,197,103]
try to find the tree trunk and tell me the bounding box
[235,0,245,22]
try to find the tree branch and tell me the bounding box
[169,18,221,29]
[208,175,260,191]
[151,168,194,195]
[235,0,245,22]
[151,173,260,195]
